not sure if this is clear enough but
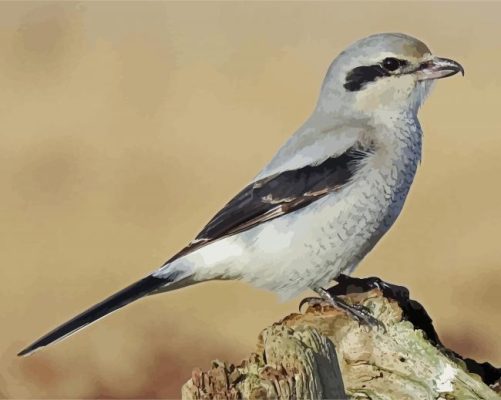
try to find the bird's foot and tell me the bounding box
[300,286,385,331]
[299,296,332,311]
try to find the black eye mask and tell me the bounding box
[344,65,390,92]
[344,58,410,92]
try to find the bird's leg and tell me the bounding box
[300,286,384,330]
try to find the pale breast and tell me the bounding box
[304,120,423,279]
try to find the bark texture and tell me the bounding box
[182,278,501,400]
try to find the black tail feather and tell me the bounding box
[18,275,166,356]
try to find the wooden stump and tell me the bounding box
[182,278,501,400]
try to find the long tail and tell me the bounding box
[18,274,174,357]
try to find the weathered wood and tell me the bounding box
[182,324,346,400]
[182,280,501,400]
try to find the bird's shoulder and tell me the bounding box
[254,119,371,180]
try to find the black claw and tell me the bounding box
[299,297,312,312]
[299,297,326,312]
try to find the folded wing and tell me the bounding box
[169,144,372,262]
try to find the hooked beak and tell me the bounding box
[416,56,465,81]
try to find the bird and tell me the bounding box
[18,32,463,356]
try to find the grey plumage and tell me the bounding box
[18,32,463,356]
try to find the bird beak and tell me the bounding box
[416,56,465,81]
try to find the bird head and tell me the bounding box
[317,33,464,118]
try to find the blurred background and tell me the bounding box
[0,2,500,398]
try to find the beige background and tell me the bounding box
[0,2,499,398]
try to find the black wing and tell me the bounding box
[169,145,370,262]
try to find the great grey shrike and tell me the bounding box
[19,32,463,356]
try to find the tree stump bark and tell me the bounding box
[182,277,501,400]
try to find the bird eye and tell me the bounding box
[382,57,402,71]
